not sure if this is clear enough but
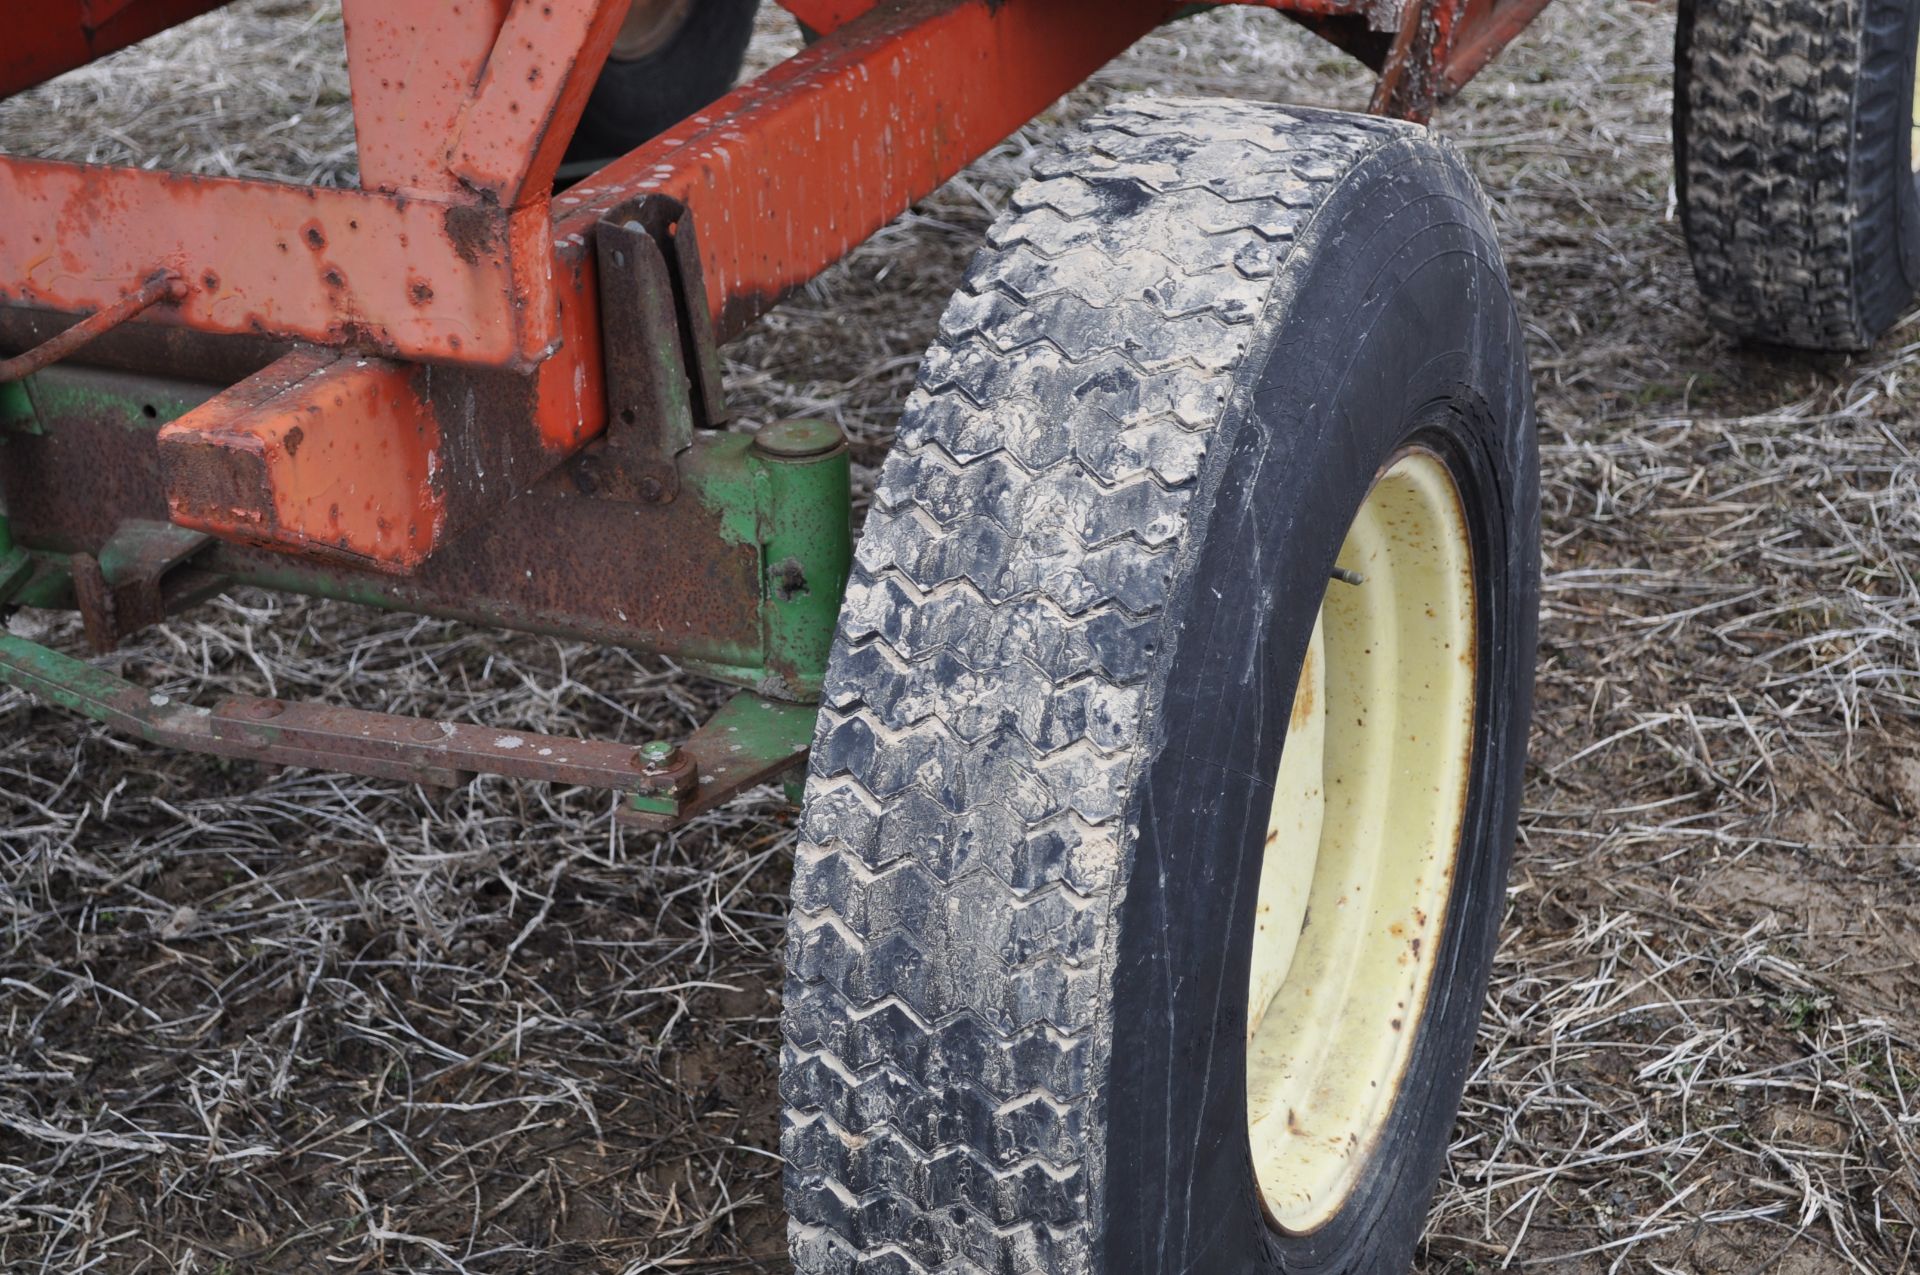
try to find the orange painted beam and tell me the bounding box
[1,0,231,99]
[157,352,445,571]
[2,0,621,369]
[555,0,1181,341]
[772,0,881,32]
[0,160,558,368]
[1442,0,1556,93]
[445,0,628,204]
[342,0,626,204]
[340,0,512,198]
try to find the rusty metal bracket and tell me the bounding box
[594,195,728,503]
[618,693,815,830]
[0,632,814,831]
[69,518,219,653]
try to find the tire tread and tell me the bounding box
[782,97,1420,1275]
[1676,0,1913,349]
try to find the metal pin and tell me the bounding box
[1330,566,1367,587]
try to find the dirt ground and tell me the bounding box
[2,2,1917,1272]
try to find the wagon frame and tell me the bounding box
[0,0,1555,826]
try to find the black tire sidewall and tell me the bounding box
[1672,0,1698,245]
[1890,0,1920,296]
[1098,139,1540,1273]
[1859,0,1920,333]
[570,0,760,160]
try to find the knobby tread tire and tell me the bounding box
[1675,0,1920,350]
[780,98,1423,1275]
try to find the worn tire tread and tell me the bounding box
[1676,0,1914,349]
[780,97,1422,1275]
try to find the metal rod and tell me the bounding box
[0,632,814,829]
[0,271,185,383]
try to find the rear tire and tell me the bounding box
[782,97,1540,1273]
[565,0,760,167]
[1675,0,1920,350]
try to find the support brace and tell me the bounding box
[0,633,814,830]
[594,196,728,503]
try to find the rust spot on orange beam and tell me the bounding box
[340,0,513,198]
[0,160,558,368]
[158,351,445,572]
[445,0,628,205]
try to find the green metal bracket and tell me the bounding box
[0,378,34,434]
[0,526,31,607]
[0,381,33,602]
[2,366,850,790]
[621,691,817,828]
[744,418,852,700]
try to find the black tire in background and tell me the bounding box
[1675,0,1920,350]
[566,0,760,167]
[782,97,1540,1274]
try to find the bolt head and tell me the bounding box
[245,700,285,720]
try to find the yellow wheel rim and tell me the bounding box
[1911,37,1920,174]
[1245,448,1478,1235]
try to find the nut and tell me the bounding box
[636,741,683,773]
[632,741,697,797]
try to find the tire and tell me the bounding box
[565,0,760,166]
[1675,0,1920,350]
[781,96,1540,1274]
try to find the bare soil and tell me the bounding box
[1,3,1916,1272]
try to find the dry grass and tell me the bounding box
[2,2,1917,1272]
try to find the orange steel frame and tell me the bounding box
[0,0,1551,574]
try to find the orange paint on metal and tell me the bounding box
[2,0,228,98]
[157,352,445,571]
[771,0,883,33]
[1218,0,1378,10]
[554,0,1180,342]
[1441,0,1554,93]
[518,241,606,453]
[445,0,628,204]
[6,0,1564,582]
[0,159,557,368]
[340,0,513,197]
[784,0,1378,27]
